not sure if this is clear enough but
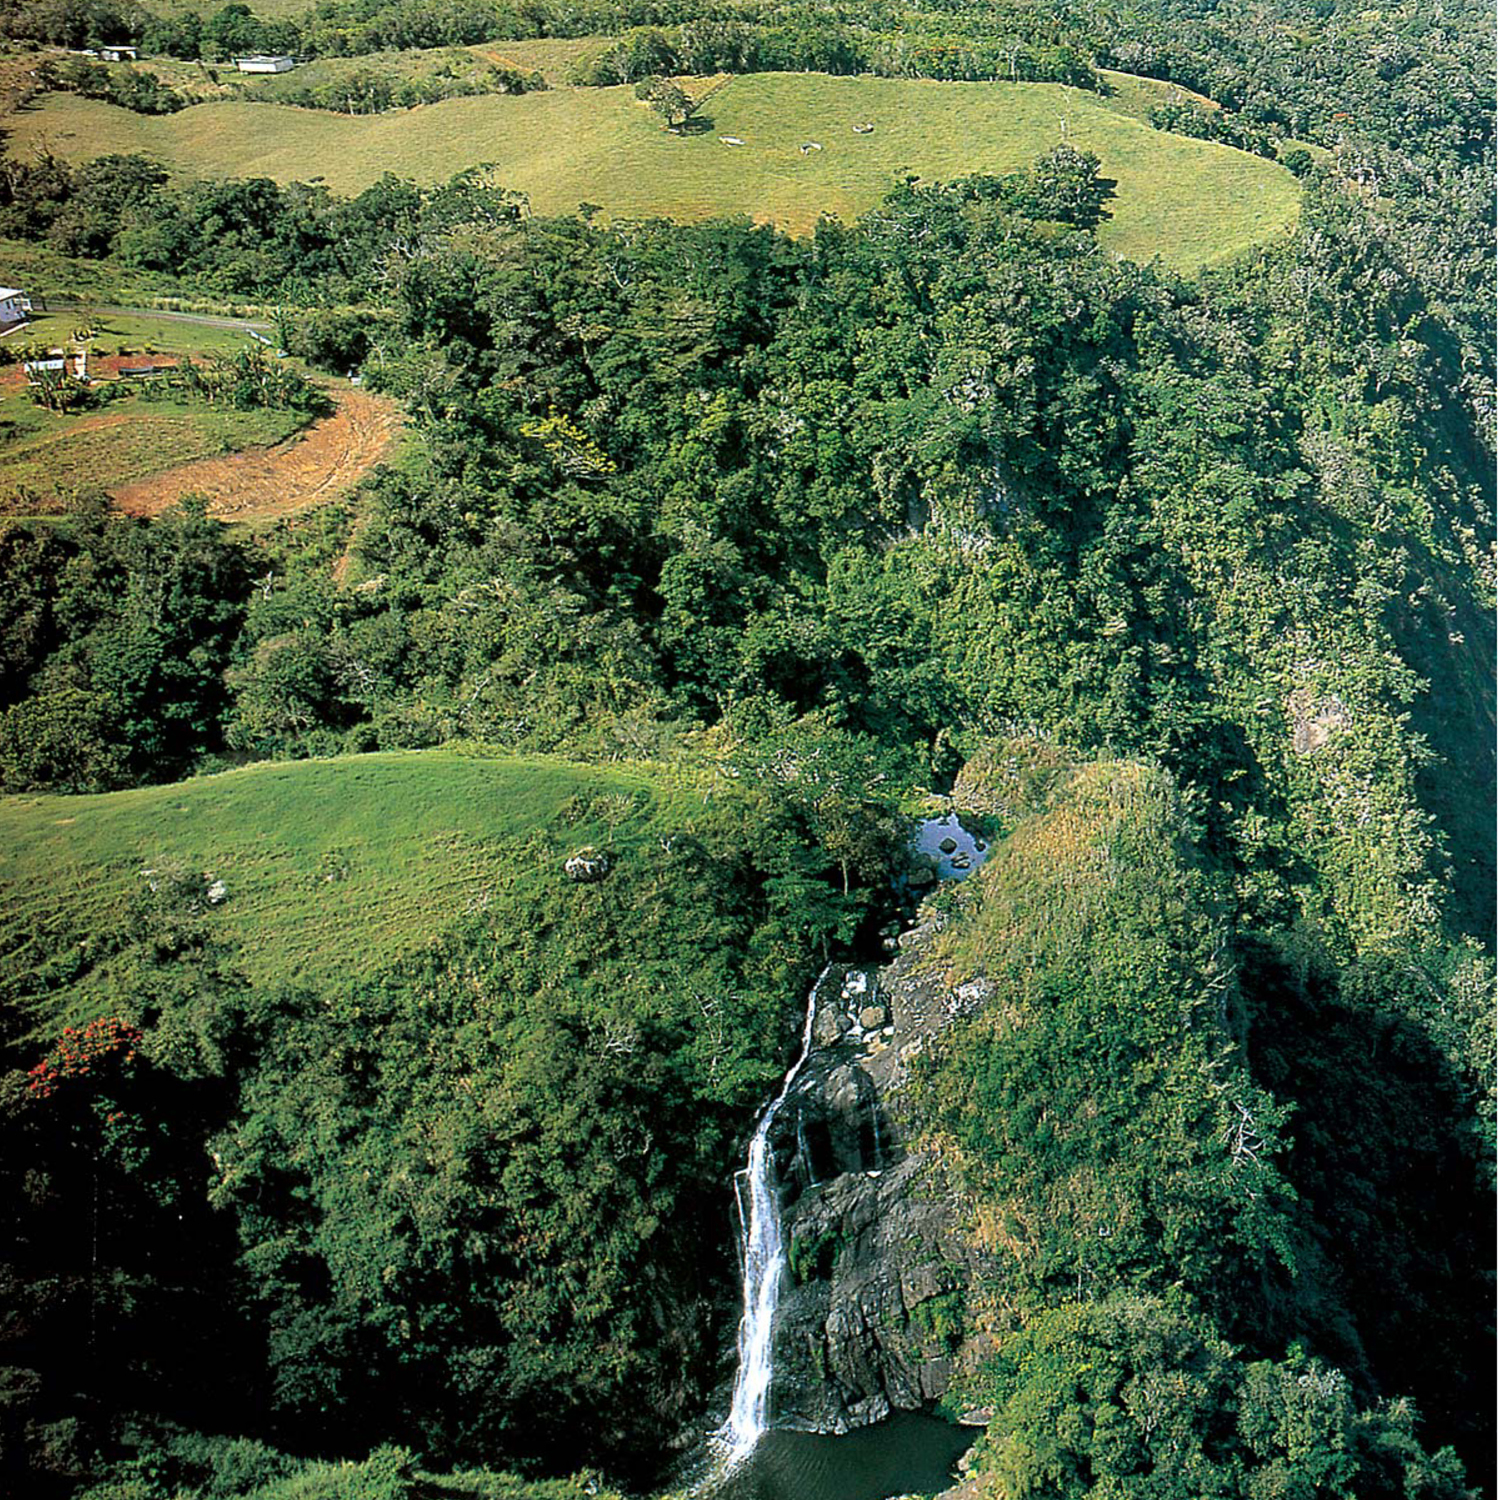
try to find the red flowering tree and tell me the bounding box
[27,1016,141,1102]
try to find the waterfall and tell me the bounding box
[716,968,827,1466]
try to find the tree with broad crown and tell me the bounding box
[635,75,699,131]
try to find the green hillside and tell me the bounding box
[7,72,1300,268]
[0,393,304,515]
[0,746,847,1481]
[0,749,696,1020]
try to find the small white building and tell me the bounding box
[24,348,87,381]
[0,289,31,331]
[235,54,296,73]
[100,45,138,61]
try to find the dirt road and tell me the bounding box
[40,301,274,334]
[111,388,402,522]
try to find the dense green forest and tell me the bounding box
[0,0,1493,1491]
[916,750,1490,1497]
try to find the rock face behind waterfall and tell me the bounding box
[765,922,998,1434]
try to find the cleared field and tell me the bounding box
[111,385,402,521]
[466,35,617,85]
[7,73,1301,268]
[0,392,306,513]
[1096,68,1220,123]
[25,42,616,106]
[15,308,260,356]
[0,749,691,1025]
[232,44,544,99]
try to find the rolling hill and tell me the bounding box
[7,72,1300,269]
[0,749,697,1026]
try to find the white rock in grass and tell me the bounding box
[564,848,612,883]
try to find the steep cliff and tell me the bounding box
[760,927,997,1433]
[739,743,1491,1499]
[749,743,1069,1434]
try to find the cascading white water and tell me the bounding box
[716,968,827,1466]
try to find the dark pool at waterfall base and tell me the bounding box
[706,1412,976,1500]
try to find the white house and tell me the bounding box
[24,348,87,381]
[0,289,31,332]
[100,45,138,61]
[235,54,296,73]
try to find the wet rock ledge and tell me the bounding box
[764,919,998,1434]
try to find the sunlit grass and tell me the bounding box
[0,391,305,511]
[465,35,618,85]
[7,72,1300,270]
[18,309,262,355]
[0,749,693,1022]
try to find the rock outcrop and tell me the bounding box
[758,921,998,1433]
[563,847,612,882]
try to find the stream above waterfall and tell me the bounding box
[708,1411,975,1500]
[910,813,990,881]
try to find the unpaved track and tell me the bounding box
[111,388,401,521]
[46,302,274,333]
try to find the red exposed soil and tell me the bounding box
[111,387,402,522]
[92,354,185,379]
[0,355,185,393]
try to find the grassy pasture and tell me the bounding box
[465,35,618,84]
[6,72,1300,268]
[1095,68,1220,123]
[17,308,260,355]
[44,40,615,104]
[0,391,305,513]
[0,749,692,1026]
[230,44,544,99]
